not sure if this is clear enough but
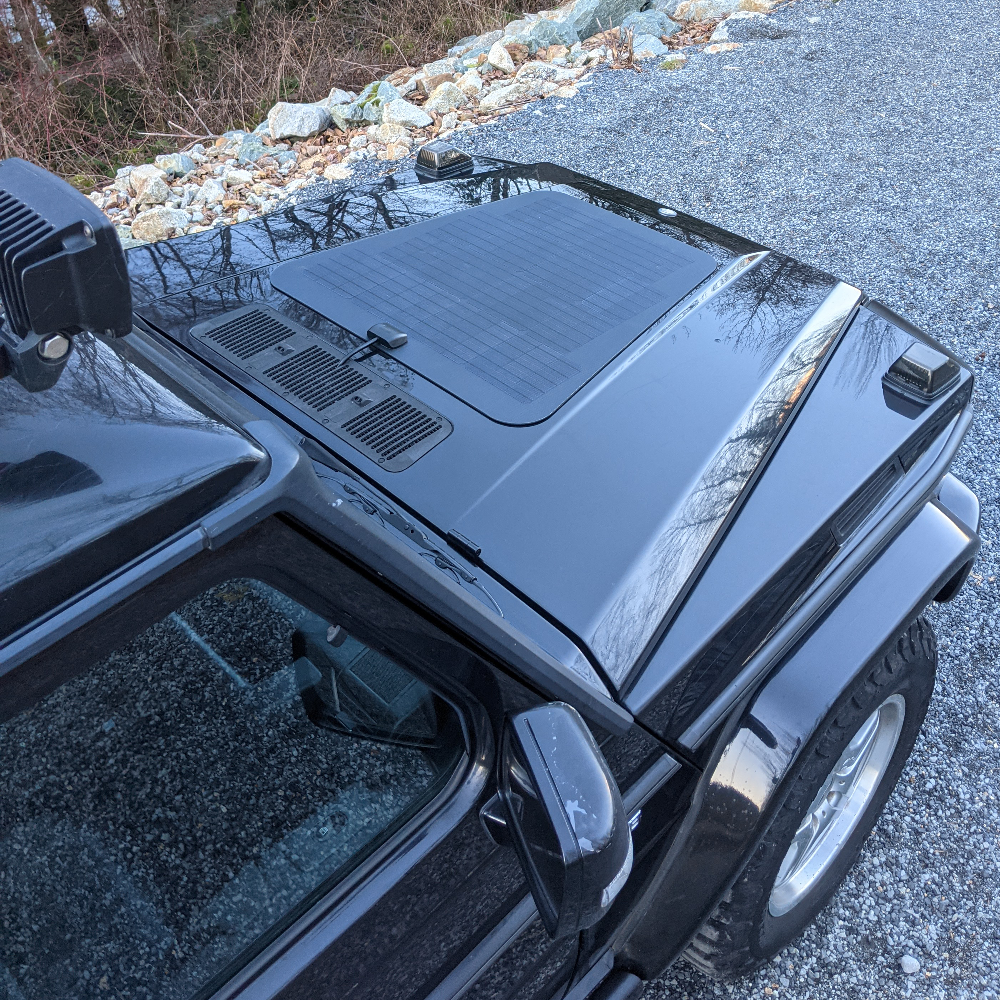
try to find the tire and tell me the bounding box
[684,616,937,981]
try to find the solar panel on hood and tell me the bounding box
[270,190,718,425]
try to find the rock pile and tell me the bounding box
[88,0,775,244]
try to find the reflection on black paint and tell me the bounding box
[833,309,907,399]
[632,303,974,745]
[0,452,101,505]
[128,166,547,307]
[0,336,264,637]
[132,162,757,449]
[127,160,753,312]
[711,255,827,374]
[590,276,857,685]
[641,532,838,741]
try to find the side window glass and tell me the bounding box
[0,579,463,1000]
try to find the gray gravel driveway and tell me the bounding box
[444,1,1000,997]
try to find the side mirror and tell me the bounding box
[499,703,633,939]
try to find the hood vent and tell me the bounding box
[190,304,451,471]
[264,345,372,411]
[341,395,444,463]
[202,305,298,359]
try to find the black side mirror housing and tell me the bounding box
[500,703,633,939]
[0,158,132,392]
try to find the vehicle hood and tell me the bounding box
[447,271,858,686]
[130,160,859,688]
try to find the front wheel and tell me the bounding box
[684,617,937,981]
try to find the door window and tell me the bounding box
[0,579,463,1000]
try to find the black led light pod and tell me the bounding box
[0,158,132,392]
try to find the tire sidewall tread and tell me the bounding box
[683,617,937,981]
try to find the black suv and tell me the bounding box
[0,150,979,1000]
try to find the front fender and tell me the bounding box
[612,482,979,979]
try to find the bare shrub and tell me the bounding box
[0,0,534,186]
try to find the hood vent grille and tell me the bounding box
[203,306,297,359]
[341,395,444,462]
[190,304,451,471]
[264,345,372,411]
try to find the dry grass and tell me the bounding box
[666,17,721,47]
[0,0,537,187]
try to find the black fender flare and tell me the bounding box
[612,482,979,979]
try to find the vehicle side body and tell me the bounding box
[0,157,979,1000]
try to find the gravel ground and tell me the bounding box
[427,0,1000,997]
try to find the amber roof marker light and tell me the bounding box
[414,141,474,181]
[883,340,961,403]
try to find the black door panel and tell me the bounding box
[279,816,536,1000]
[461,915,577,1000]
